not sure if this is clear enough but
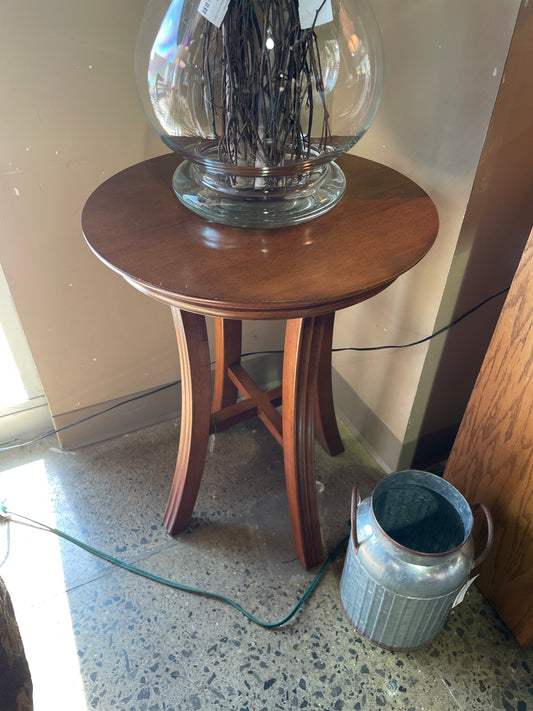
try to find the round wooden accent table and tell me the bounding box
[82,152,439,569]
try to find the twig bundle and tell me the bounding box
[201,0,331,168]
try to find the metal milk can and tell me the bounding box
[340,470,493,649]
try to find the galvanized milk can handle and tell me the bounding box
[471,503,494,569]
[351,487,362,554]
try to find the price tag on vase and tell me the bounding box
[198,0,231,27]
[199,0,333,31]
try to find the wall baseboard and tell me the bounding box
[0,395,53,448]
[54,354,283,451]
[54,382,181,451]
[54,356,410,473]
[331,368,401,473]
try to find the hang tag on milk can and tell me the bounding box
[198,0,231,27]
[452,575,479,608]
[299,0,334,29]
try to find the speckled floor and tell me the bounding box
[0,418,531,711]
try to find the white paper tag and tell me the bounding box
[452,575,479,608]
[299,0,334,29]
[198,0,231,28]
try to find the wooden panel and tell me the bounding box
[444,228,533,646]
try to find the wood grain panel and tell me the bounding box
[445,228,533,646]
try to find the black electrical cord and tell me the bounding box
[0,286,509,452]
[0,382,178,451]
[332,286,510,353]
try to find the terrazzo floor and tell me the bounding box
[0,418,531,711]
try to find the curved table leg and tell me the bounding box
[315,312,345,456]
[212,318,242,412]
[164,308,212,535]
[283,316,327,569]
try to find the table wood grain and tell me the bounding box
[82,153,439,320]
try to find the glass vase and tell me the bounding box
[135,0,384,228]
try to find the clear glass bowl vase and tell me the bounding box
[135,0,384,228]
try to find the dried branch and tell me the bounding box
[201,0,331,169]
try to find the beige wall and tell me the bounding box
[0,1,285,442]
[1,1,176,419]
[0,0,524,462]
[407,0,533,468]
[333,0,522,468]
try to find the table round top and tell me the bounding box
[82,153,439,320]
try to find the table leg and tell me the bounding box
[164,308,212,535]
[315,312,345,456]
[212,318,242,411]
[283,316,327,569]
